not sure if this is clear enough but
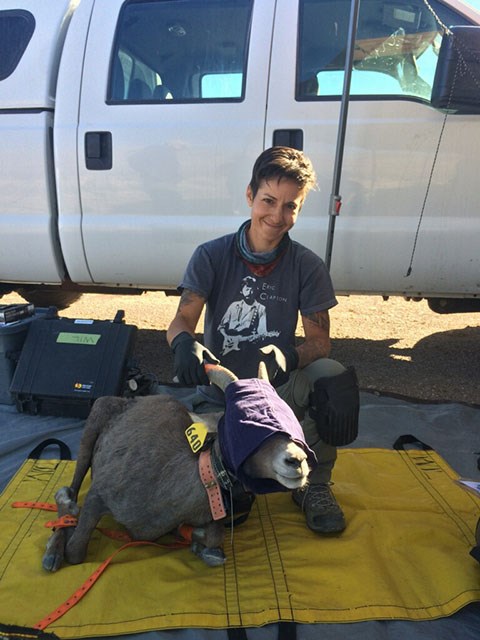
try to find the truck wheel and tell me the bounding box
[0,285,13,298]
[16,287,82,310]
[427,298,480,314]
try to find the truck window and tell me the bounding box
[108,0,253,103]
[0,10,35,81]
[296,0,472,103]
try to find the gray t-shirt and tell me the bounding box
[180,231,337,379]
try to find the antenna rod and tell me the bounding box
[325,0,361,271]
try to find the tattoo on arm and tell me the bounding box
[177,289,204,312]
[303,312,330,332]
[167,289,206,345]
[297,311,331,366]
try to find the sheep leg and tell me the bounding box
[190,521,226,567]
[63,490,106,565]
[43,398,126,571]
[41,446,96,572]
[69,397,127,497]
[42,486,80,572]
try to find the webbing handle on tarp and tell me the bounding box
[0,622,60,639]
[393,435,433,451]
[227,621,297,640]
[28,439,72,460]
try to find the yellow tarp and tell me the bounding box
[1,448,480,638]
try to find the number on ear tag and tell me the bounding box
[185,422,209,453]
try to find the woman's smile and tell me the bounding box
[246,178,305,253]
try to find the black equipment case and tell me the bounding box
[0,307,43,405]
[10,310,137,418]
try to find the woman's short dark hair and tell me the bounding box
[248,146,317,198]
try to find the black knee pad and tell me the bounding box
[308,366,360,446]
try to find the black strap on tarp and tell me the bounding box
[0,623,59,640]
[393,434,433,451]
[470,542,480,564]
[227,630,248,640]
[28,438,72,460]
[278,621,297,640]
[394,435,480,566]
[227,622,297,640]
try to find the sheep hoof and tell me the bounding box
[42,551,63,572]
[191,542,226,567]
[42,529,66,572]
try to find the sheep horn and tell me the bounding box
[257,361,269,381]
[204,363,238,391]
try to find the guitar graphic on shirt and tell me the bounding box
[221,330,280,355]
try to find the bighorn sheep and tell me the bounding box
[42,363,315,570]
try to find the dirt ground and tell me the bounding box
[3,291,479,406]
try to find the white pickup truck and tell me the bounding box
[1,0,480,312]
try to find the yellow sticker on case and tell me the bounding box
[185,422,209,453]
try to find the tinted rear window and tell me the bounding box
[0,10,35,81]
[108,0,253,103]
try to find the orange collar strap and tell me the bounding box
[198,449,227,520]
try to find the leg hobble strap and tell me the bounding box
[309,366,360,446]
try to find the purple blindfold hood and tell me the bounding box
[217,378,316,494]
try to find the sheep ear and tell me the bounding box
[204,363,237,391]
[257,361,269,381]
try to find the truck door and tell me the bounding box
[69,0,274,288]
[0,5,69,287]
[267,0,480,299]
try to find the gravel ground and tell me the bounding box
[2,291,479,406]
[329,296,480,406]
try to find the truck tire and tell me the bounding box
[0,285,13,298]
[427,298,480,314]
[16,287,82,310]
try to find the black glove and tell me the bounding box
[171,332,219,386]
[259,344,299,387]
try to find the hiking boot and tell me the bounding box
[292,483,346,534]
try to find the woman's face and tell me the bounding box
[246,178,305,252]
